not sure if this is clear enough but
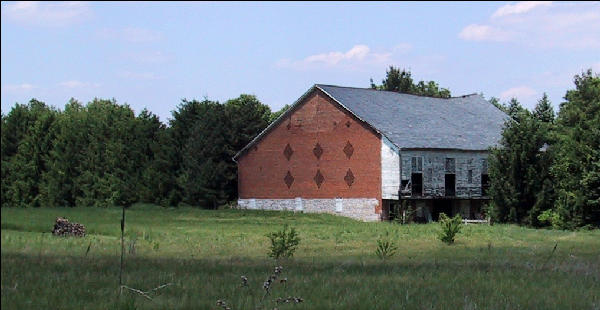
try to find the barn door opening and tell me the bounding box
[445,174,456,196]
[432,200,452,221]
[411,173,422,196]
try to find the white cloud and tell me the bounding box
[459,2,600,50]
[458,24,512,42]
[1,83,35,93]
[1,1,91,27]
[500,86,537,101]
[492,1,553,18]
[276,44,397,70]
[98,27,163,43]
[59,80,100,88]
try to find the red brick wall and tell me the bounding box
[237,88,382,213]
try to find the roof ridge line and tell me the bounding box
[316,84,478,100]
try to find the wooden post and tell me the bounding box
[119,206,125,295]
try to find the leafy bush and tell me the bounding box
[537,209,564,229]
[266,225,300,259]
[375,231,397,260]
[438,213,463,245]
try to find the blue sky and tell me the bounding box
[2,1,599,122]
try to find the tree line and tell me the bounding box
[487,70,599,229]
[1,95,282,209]
[2,67,598,229]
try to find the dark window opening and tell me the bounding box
[481,174,490,196]
[411,157,423,172]
[468,170,473,183]
[411,173,423,196]
[445,174,456,196]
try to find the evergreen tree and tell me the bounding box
[488,97,553,225]
[533,93,555,123]
[133,108,165,203]
[178,100,227,207]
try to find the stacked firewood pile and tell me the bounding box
[52,217,86,237]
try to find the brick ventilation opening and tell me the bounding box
[284,171,294,189]
[283,143,293,161]
[313,143,323,160]
[314,170,324,188]
[286,122,291,130]
[343,141,354,159]
[345,121,351,128]
[344,168,355,187]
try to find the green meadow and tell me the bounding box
[1,204,599,309]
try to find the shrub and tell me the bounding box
[375,231,397,260]
[266,225,300,259]
[537,209,564,229]
[438,213,462,245]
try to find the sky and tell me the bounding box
[2,1,599,123]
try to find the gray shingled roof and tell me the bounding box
[317,84,508,151]
[234,84,508,160]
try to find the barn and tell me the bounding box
[233,84,507,221]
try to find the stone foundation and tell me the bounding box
[237,198,380,221]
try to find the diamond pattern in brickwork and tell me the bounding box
[313,143,323,160]
[283,143,293,161]
[284,171,294,189]
[343,141,354,159]
[314,170,324,188]
[344,169,355,187]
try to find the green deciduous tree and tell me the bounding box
[40,99,87,207]
[370,66,451,98]
[551,69,600,228]
[2,100,57,207]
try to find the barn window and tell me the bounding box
[468,169,473,183]
[411,157,423,172]
[481,174,490,196]
[445,174,456,196]
[411,173,422,196]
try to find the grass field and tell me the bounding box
[1,204,599,309]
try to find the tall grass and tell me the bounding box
[2,204,599,309]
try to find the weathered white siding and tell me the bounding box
[381,136,400,199]
[400,150,488,198]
